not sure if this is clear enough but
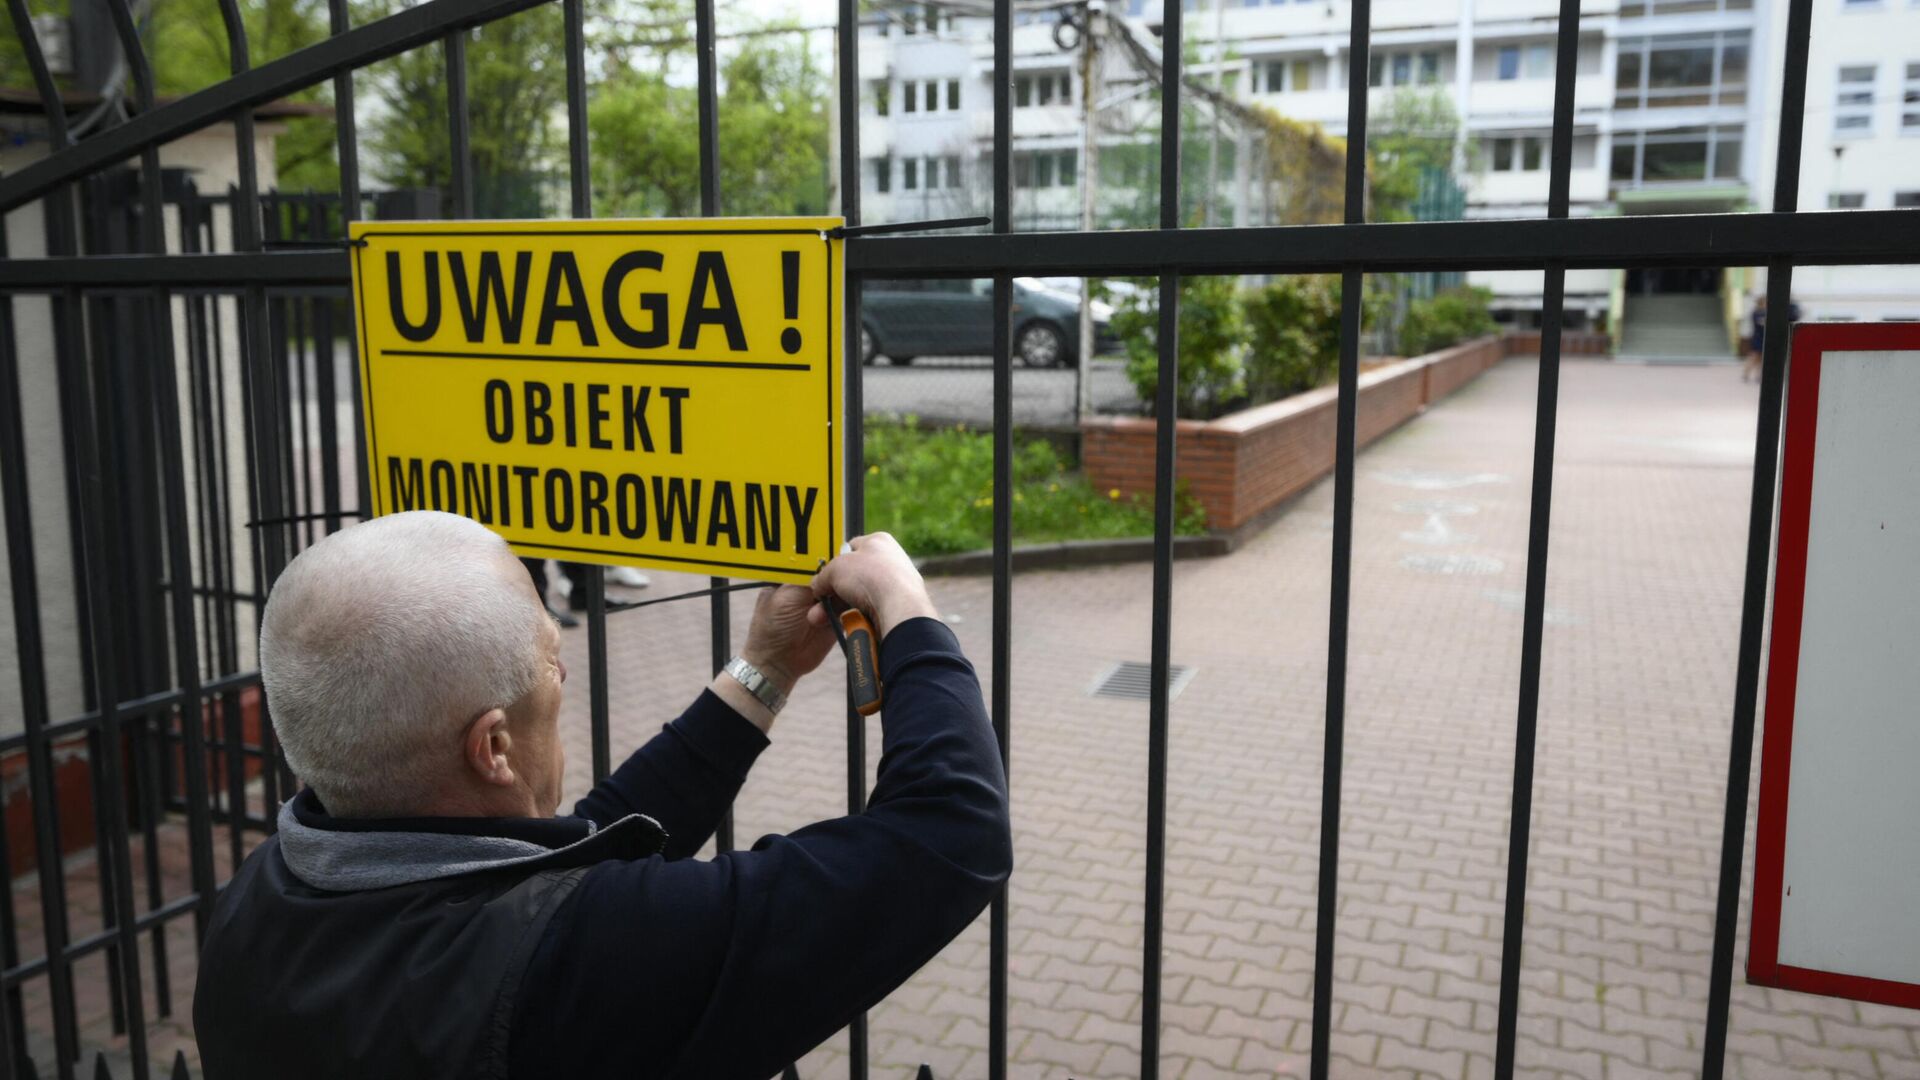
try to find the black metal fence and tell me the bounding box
[0,0,1917,1078]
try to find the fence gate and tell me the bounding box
[2,0,1918,1077]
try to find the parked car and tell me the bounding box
[859,277,1117,367]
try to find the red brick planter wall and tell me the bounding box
[1084,332,1603,532]
[3,686,266,878]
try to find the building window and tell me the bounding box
[1610,125,1743,185]
[1836,65,1876,136]
[924,80,937,111]
[903,80,917,113]
[1616,34,1749,110]
[1893,191,1920,207]
[1014,72,1072,108]
[1264,58,1322,93]
[1620,0,1753,14]
[945,155,961,188]
[1488,136,1548,172]
[1371,49,1441,87]
[1905,63,1920,133]
[1498,46,1520,80]
[903,158,919,190]
[1829,192,1867,208]
[1525,43,1554,78]
[947,79,961,110]
[873,157,891,194]
[1013,150,1077,188]
[871,80,890,117]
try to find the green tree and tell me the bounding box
[590,28,828,218]
[1367,87,1471,223]
[356,2,567,217]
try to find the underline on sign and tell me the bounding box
[381,349,812,372]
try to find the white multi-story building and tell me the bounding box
[1753,0,1920,324]
[854,0,1918,352]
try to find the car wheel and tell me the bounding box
[892,355,916,366]
[860,324,879,366]
[1016,321,1067,368]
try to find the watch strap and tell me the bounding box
[724,656,788,716]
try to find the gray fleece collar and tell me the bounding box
[276,795,666,892]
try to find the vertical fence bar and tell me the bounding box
[329,0,362,223]
[1311,0,1370,1074]
[1,277,81,1080]
[692,0,735,849]
[446,31,473,220]
[0,239,31,1071]
[987,0,1014,1076]
[102,0,219,999]
[4,6,84,1073]
[329,0,368,523]
[1491,0,1581,1072]
[71,263,155,1080]
[1141,1,1183,1075]
[1702,0,1813,1072]
[217,0,289,854]
[835,0,867,1074]
[557,0,612,785]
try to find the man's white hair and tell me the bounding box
[260,511,547,817]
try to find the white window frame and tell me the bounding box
[1835,64,1876,137]
[1904,62,1920,134]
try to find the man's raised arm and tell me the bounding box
[570,584,836,860]
[510,535,1012,1078]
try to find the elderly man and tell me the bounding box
[193,511,1010,1079]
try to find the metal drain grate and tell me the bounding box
[1089,661,1196,702]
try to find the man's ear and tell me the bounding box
[462,708,515,788]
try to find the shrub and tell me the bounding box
[1242,276,1343,402]
[1112,275,1248,420]
[1398,286,1497,357]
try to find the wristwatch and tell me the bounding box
[723,656,788,716]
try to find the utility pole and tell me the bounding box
[1203,0,1225,226]
[1077,2,1102,423]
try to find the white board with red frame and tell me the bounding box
[1749,322,1920,1011]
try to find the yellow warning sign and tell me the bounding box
[349,217,845,585]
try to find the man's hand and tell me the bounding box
[809,532,939,640]
[739,585,838,697]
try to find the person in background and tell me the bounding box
[523,558,650,629]
[1745,297,1802,383]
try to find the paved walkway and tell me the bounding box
[23,356,1920,1077]
[554,357,1916,1078]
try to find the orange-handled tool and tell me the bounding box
[823,596,883,716]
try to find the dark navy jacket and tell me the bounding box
[194,618,1011,1080]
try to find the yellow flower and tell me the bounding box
[1108,488,1121,500]
[1014,492,1025,502]
[1079,505,1088,514]
[1049,483,1060,493]
[868,464,880,474]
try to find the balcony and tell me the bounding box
[1470,73,1611,117]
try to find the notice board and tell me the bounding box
[349,217,845,585]
[1750,323,1920,1010]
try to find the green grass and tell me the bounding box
[863,418,1208,556]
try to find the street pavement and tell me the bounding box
[25,356,1919,1078]
[862,356,1140,428]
